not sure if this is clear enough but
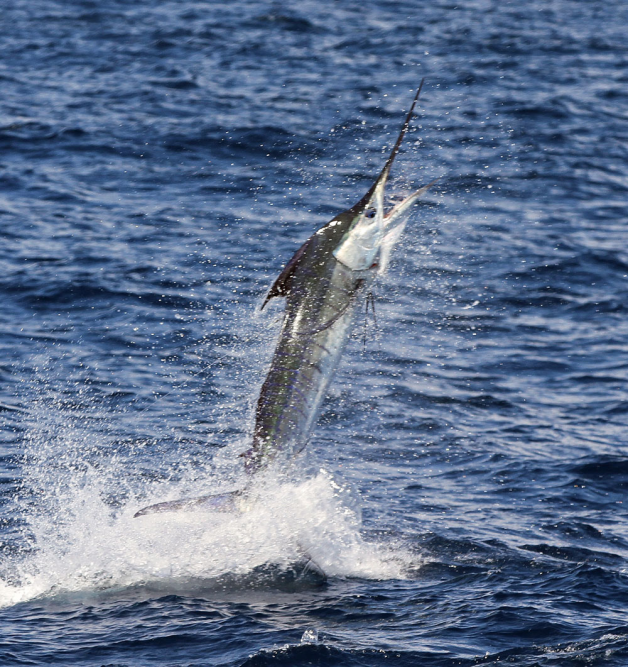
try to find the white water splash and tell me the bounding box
[0,349,418,609]
[1,457,411,608]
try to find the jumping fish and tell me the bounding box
[135,83,435,518]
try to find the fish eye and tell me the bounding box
[365,209,376,219]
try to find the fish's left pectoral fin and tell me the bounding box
[385,178,439,225]
[378,222,407,275]
[133,489,244,517]
[378,179,439,274]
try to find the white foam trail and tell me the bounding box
[1,465,412,608]
[1,362,418,609]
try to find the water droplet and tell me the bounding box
[300,628,318,644]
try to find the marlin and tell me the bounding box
[135,82,435,518]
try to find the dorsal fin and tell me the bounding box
[261,236,313,309]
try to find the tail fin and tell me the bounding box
[134,489,245,517]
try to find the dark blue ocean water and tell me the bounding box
[1,0,627,664]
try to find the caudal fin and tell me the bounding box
[133,489,245,517]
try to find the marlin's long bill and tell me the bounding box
[134,84,435,518]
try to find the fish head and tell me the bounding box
[331,169,388,271]
[332,81,435,272]
[332,178,436,273]
[261,82,436,310]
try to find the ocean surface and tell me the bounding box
[1,0,627,665]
